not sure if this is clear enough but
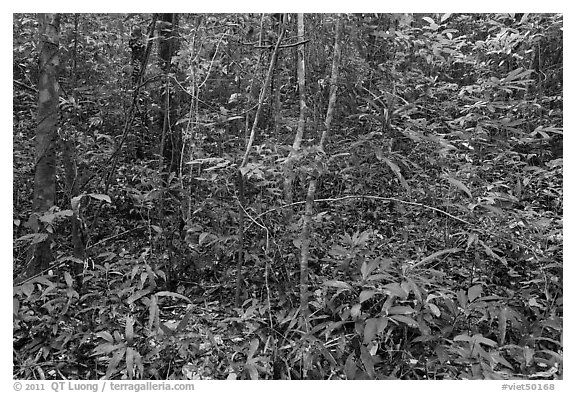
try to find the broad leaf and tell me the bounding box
[359,290,377,303]
[383,283,408,299]
[363,318,378,343]
[388,305,415,315]
[467,284,482,302]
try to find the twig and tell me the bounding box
[86,226,145,249]
[239,202,270,251]
[254,39,310,49]
[199,31,228,90]
[252,195,471,226]
[241,28,285,168]
[13,80,38,93]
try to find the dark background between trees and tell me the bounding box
[13,13,562,380]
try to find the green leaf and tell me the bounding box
[359,290,376,303]
[409,248,462,270]
[502,67,532,83]
[245,363,259,380]
[473,334,497,347]
[105,347,126,379]
[467,284,482,302]
[478,240,508,266]
[388,306,415,315]
[351,304,362,319]
[446,176,472,198]
[158,322,175,336]
[367,273,390,282]
[360,345,375,378]
[453,334,472,342]
[176,308,195,332]
[344,354,357,380]
[15,233,48,245]
[390,315,419,328]
[63,271,73,288]
[125,316,134,345]
[126,347,135,379]
[20,282,34,297]
[125,289,152,305]
[92,342,125,356]
[361,259,379,280]
[466,232,478,251]
[378,154,410,193]
[383,283,408,299]
[247,338,259,359]
[13,297,20,316]
[422,16,435,25]
[324,280,353,290]
[96,331,114,343]
[376,316,388,334]
[324,320,346,340]
[364,318,378,344]
[87,193,112,203]
[155,291,193,303]
[428,303,441,317]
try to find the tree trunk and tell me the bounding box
[300,14,342,321]
[158,13,181,176]
[272,15,286,138]
[28,13,61,276]
[236,28,285,306]
[283,14,307,216]
[64,14,86,285]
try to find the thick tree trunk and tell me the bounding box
[28,13,60,276]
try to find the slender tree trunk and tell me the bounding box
[236,28,285,306]
[319,16,342,148]
[245,14,265,141]
[294,14,307,151]
[64,14,86,285]
[272,15,286,138]
[300,14,342,321]
[28,13,61,277]
[234,171,246,307]
[283,13,306,216]
[158,13,181,175]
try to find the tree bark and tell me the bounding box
[29,13,61,276]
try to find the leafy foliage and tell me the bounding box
[13,13,562,380]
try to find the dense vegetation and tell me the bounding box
[13,13,562,380]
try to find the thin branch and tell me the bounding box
[86,226,145,249]
[240,28,285,168]
[238,202,270,251]
[13,80,38,93]
[248,194,543,257]
[254,39,310,49]
[199,31,228,90]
